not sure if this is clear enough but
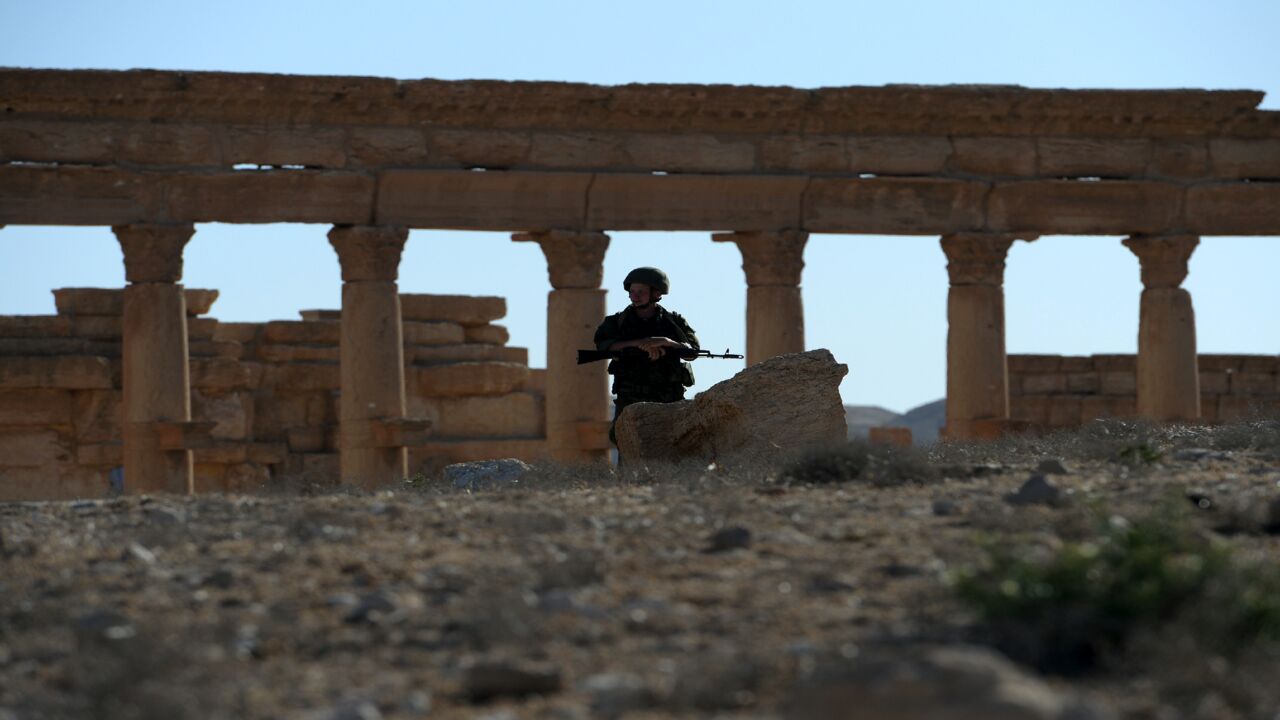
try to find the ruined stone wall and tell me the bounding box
[2,69,1279,235]
[0,290,546,501]
[1009,354,1280,428]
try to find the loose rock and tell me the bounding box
[788,645,1111,720]
[1036,458,1070,475]
[1005,475,1065,507]
[581,673,654,718]
[932,498,962,516]
[444,458,531,491]
[1172,448,1231,462]
[705,526,751,553]
[461,658,562,703]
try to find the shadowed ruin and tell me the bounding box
[2,69,1279,498]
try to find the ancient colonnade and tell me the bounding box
[3,69,1278,491]
[8,219,1208,492]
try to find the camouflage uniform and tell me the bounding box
[593,303,700,445]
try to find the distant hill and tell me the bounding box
[845,405,899,438]
[845,399,946,445]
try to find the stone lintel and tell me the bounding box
[513,230,610,289]
[712,229,809,286]
[940,232,1037,286]
[328,225,408,282]
[113,223,194,283]
[1122,234,1199,289]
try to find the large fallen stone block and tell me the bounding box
[0,429,71,467]
[400,295,506,326]
[409,362,528,398]
[409,343,528,366]
[264,363,339,391]
[191,358,252,391]
[0,338,120,357]
[0,316,72,339]
[464,324,510,345]
[403,321,466,345]
[72,389,121,443]
[262,320,340,345]
[52,287,218,316]
[0,389,74,425]
[615,349,848,465]
[0,356,113,389]
[192,390,251,440]
[256,344,340,363]
[408,392,545,438]
[212,322,259,344]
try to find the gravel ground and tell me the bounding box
[4,435,1280,719]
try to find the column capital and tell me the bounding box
[1123,234,1198,289]
[940,232,1036,286]
[113,223,195,283]
[329,225,408,282]
[712,229,809,286]
[513,230,610,289]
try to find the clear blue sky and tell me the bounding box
[2,0,1278,413]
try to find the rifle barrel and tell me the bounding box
[576,347,742,365]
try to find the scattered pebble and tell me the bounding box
[932,498,961,516]
[462,659,562,703]
[1036,458,1070,475]
[1005,475,1065,507]
[705,526,752,553]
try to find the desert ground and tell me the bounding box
[3,418,1280,720]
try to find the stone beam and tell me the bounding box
[377,170,590,230]
[6,163,1280,237]
[0,165,374,225]
[586,175,807,231]
[803,177,987,234]
[986,180,1183,234]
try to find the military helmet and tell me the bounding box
[623,267,670,295]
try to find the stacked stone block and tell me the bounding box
[1010,354,1280,428]
[0,290,546,500]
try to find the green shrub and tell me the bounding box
[953,504,1280,675]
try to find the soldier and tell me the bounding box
[593,267,700,448]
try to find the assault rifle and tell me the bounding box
[577,347,744,365]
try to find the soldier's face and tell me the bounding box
[629,283,657,307]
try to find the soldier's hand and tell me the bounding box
[634,335,686,358]
[637,337,679,361]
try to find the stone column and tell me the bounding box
[1123,234,1200,422]
[712,230,808,365]
[941,233,1034,441]
[114,223,196,494]
[329,225,411,488]
[513,230,611,462]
